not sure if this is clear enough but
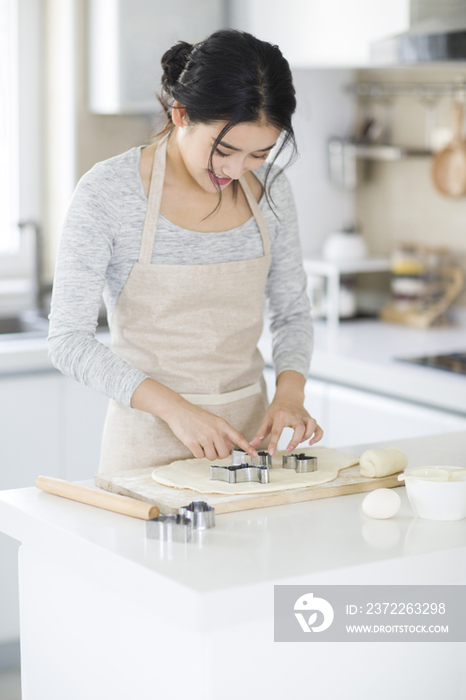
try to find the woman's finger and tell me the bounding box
[308,424,324,446]
[285,422,306,452]
[203,443,220,462]
[267,414,288,455]
[187,441,206,460]
[226,427,259,460]
[212,436,233,461]
[224,437,235,452]
[303,418,318,442]
[250,418,272,448]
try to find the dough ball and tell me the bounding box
[362,488,401,519]
[360,448,408,478]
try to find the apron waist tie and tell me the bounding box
[180,381,262,406]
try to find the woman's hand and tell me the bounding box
[250,370,323,455]
[131,377,258,461]
[163,400,259,461]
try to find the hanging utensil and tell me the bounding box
[431,101,466,197]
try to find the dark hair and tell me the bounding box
[156,29,297,215]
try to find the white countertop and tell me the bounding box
[1,432,465,626]
[259,309,466,414]
[0,335,53,374]
[0,331,111,375]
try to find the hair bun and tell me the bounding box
[161,41,193,90]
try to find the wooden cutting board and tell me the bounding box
[95,465,402,515]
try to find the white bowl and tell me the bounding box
[398,466,466,521]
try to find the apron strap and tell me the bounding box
[238,174,271,256]
[138,134,169,264]
[139,133,271,262]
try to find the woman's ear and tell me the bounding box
[172,101,187,127]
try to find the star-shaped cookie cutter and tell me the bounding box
[282,453,318,473]
[210,463,270,484]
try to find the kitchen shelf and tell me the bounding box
[304,256,391,276]
[347,81,466,100]
[303,256,391,328]
[352,143,430,160]
[330,139,432,162]
[328,139,432,189]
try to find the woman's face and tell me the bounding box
[174,117,281,193]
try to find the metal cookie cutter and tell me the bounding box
[146,514,192,543]
[211,463,269,484]
[282,453,318,473]
[230,449,273,468]
[179,501,215,530]
[231,448,249,464]
[252,450,273,468]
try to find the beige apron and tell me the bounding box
[99,134,272,473]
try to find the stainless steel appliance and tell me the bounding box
[398,351,466,374]
[372,0,466,63]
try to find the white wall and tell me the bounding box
[285,69,356,257]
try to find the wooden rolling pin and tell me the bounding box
[35,476,160,520]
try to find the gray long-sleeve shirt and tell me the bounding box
[48,146,313,406]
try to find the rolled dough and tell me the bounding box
[151,446,359,495]
[359,448,408,478]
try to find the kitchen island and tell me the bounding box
[0,432,465,700]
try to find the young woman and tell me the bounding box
[48,29,323,473]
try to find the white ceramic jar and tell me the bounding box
[322,228,368,262]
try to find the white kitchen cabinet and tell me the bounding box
[324,383,466,448]
[88,0,226,114]
[0,372,109,484]
[62,377,109,481]
[0,372,63,487]
[234,0,409,67]
[0,371,62,650]
[303,377,326,412]
[0,371,108,655]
